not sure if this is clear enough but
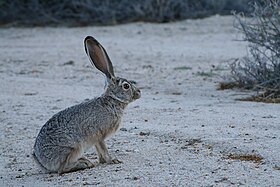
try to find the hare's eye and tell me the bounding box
[122,82,130,90]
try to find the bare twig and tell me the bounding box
[230,0,280,98]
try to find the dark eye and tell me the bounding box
[122,82,130,90]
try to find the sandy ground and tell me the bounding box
[0,16,280,186]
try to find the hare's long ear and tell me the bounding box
[84,36,115,80]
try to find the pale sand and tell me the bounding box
[0,16,279,186]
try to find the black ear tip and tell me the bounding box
[84,36,99,53]
[84,36,99,44]
[85,36,93,41]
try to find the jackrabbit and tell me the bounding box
[33,36,141,174]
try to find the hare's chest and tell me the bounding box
[96,103,124,138]
[105,116,122,137]
[108,107,123,130]
[113,117,122,131]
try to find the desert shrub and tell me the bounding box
[0,0,257,26]
[230,0,280,100]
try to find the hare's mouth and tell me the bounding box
[133,89,141,100]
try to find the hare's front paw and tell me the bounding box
[111,158,122,164]
[99,158,122,164]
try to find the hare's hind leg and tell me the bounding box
[58,148,95,174]
[95,140,122,164]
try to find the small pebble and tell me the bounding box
[139,131,150,136]
[120,128,127,131]
[133,176,139,180]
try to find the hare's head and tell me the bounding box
[84,36,141,104]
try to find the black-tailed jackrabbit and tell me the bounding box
[33,36,141,174]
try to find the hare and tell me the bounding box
[33,36,141,174]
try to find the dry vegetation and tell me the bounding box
[222,0,280,103]
[0,0,255,26]
[227,153,264,163]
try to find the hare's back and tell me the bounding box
[35,101,95,145]
[34,98,116,147]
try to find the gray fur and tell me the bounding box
[33,36,141,174]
